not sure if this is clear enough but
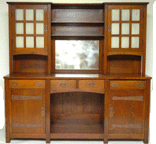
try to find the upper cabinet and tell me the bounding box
[10,4,50,55]
[107,5,146,54]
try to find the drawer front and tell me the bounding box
[110,80,146,90]
[51,80,76,89]
[9,80,45,89]
[79,80,104,93]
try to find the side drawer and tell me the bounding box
[9,80,45,89]
[79,80,104,94]
[50,80,76,90]
[110,80,146,90]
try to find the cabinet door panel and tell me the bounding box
[12,5,48,55]
[11,89,45,133]
[108,5,144,52]
[109,90,144,134]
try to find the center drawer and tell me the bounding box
[50,80,104,94]
[79,80,104,94]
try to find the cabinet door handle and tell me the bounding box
[88,82,95,86]
[41,107,45,117]
[12,82,18,86]
[110,108,114,117]
[60,82,66,86]
[108,25,111,32]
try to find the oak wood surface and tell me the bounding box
[4,2,151,143]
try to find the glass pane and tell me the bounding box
[16,23,24,34]
[111,23,119,35]
[111,37,119,48]
[132,9,140,21]
[121,37,129,48]
[122,9,130,21]
[26,23,34,34]
[36,37,44,48]
[132,23,140,34]
[36,23,44,34]
[36,9,44,21]
[26,36,34,48]
[121,23,129,35]
[16,9,23,21]
[112,9,120,21]
[26,9,34,21]
[55,40,99,70]
[16,36,24,48]
[131,37,139,48]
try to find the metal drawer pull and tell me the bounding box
[112,96,144,101]
[12,82,18,86]
[88,82,95,86]
[137,83,144,87]
[36,82,43,86]
[60,82,66,86]
[41,107,45,117]
[11,95,42,100]
[112,83,119,87]
[110,108,114,117]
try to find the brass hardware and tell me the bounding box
[112,83,119,87]
[12,123,42,128]
[41,107,45,117]
[112,124,143,129]
[36,82,43,86]
[88,82,95,86]
[137,83,144,87]
[60,82,66,86]
[112,96,144,101]
[12,82,18,86]
[108,25,111,32]
[11,95,42,101]
[44,25,47,32]
[110,108,113,117]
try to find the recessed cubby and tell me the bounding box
[13,55,48,73]
[50,92,104,134]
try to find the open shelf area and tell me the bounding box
[50,92,104,134]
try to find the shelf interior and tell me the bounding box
[50,92,104,134]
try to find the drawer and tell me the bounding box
[79,80,104,94]
[110,80,146,90]
[9,80,45,89]
[51,80,76,90]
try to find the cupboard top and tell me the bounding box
[3,73,152,80]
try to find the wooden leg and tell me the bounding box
[104,80,109,144]
[5,79,11,143]
[144,79,151,144]
[45,80,50,143]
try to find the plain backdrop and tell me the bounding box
[0,0,155,143]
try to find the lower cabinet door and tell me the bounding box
[11,89,45,133]
[109,90,144,135]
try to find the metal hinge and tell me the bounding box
[108,25,111,32]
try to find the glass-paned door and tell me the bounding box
[108,5,144,52]
[12,5,48,55]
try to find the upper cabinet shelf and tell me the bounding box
[51,4,104,38]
